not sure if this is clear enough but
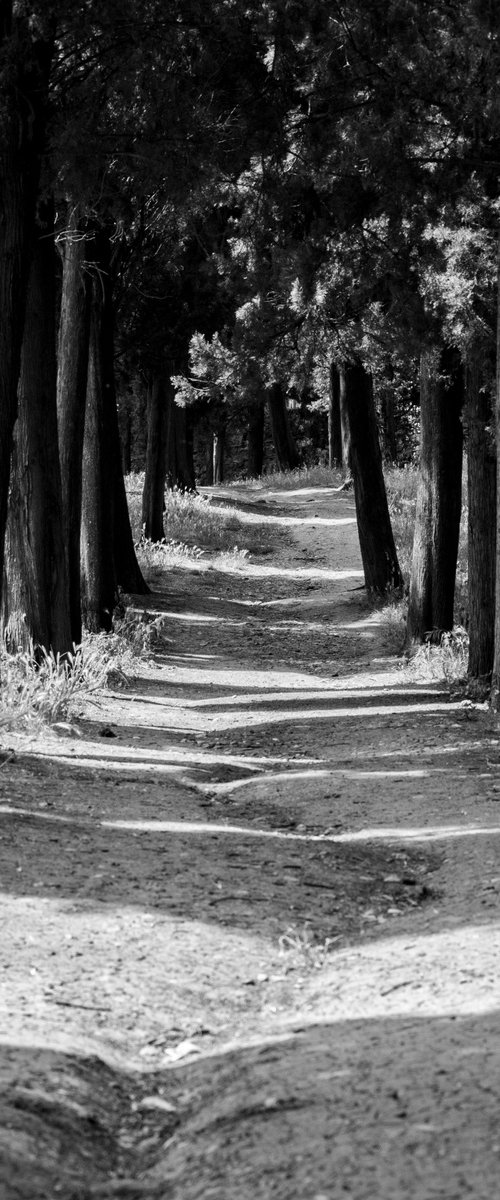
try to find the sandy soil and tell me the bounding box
[1,483,500,1199]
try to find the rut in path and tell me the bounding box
[1,482,500,1200]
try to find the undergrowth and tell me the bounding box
[126,475,268,557]
[230,464,343,491]
[0,637,111,732]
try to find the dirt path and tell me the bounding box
[1,483,500,1198]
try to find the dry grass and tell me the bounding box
[0,638,110,732]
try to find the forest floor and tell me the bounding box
[1,483,500,1199]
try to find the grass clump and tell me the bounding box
[0,637,110,732]
[406,627,469,685]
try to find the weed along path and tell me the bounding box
[2,482,500,1198]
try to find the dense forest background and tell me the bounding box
[1,1,500,695]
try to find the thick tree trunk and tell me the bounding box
[0,17,54,610]
[166,394,196,491]
[406,346,464,644]
[3,204,71,656]
[466,345,496,681]
[328,363,343,469]
[247,401,265,477]
[344,362,402,595]
[57,206,91,644]
[267,383,301,471]
[142,377,169,541]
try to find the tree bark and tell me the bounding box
[111,383,149,595]
[56,206,92,644]
[247,401,265,477]
[81,231,148,630]
[3,202,71,656]
[406,346,464,644]
[80,243,117,633]
[142,377,169,541]
[213,418,226,484]
[344,362,402,595]
[466,345,496,681]
[267,383,301,471]
[166,393,196,491]
[379,378,397,462]
[490,238,500,705]
[0,14,54,611]
[328,363,343,469]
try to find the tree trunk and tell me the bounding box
[406,346,464,644]
[213,420,226,485]
[166,394,196,491]
[344,362,402,595]
[119,405,132,475]
[142,377,169,541]
[3,202,71,656]
[490,238,500,706]
[111,387,149,595]
[328,363,343,469]
[81,249,116,633]
[267,383,301,471]
[379,378,398,462]
[81,230,148,631]
[0,16,54,611]
[247,401,265,477]
[57,206,92,645]
[466,345,496,681]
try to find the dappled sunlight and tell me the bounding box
[304,921,500,1020]
[4,805,498,848]
[20,741,309,774]
[218,562,364,581]
[336,824,500,842]
[200,766,432,797]
[82,696,463,736]
[205,503,357,528]
[133,661,442,694]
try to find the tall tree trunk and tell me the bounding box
[328,363,343,468]
[0,15,54,611]
[466,345,496,681]
[3,202,71,656]
[344,362,402,595]
[267,383,300,471]
[57,206,92,645]
[81,230,148,631]
[119,407,132,475]
[111,390,149,595]
[81,243,116,633]
[142,377,169,541]
[406,346,464,644]
[490,239,500,706]
[166,393,196,491]
[247,401,265,477]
